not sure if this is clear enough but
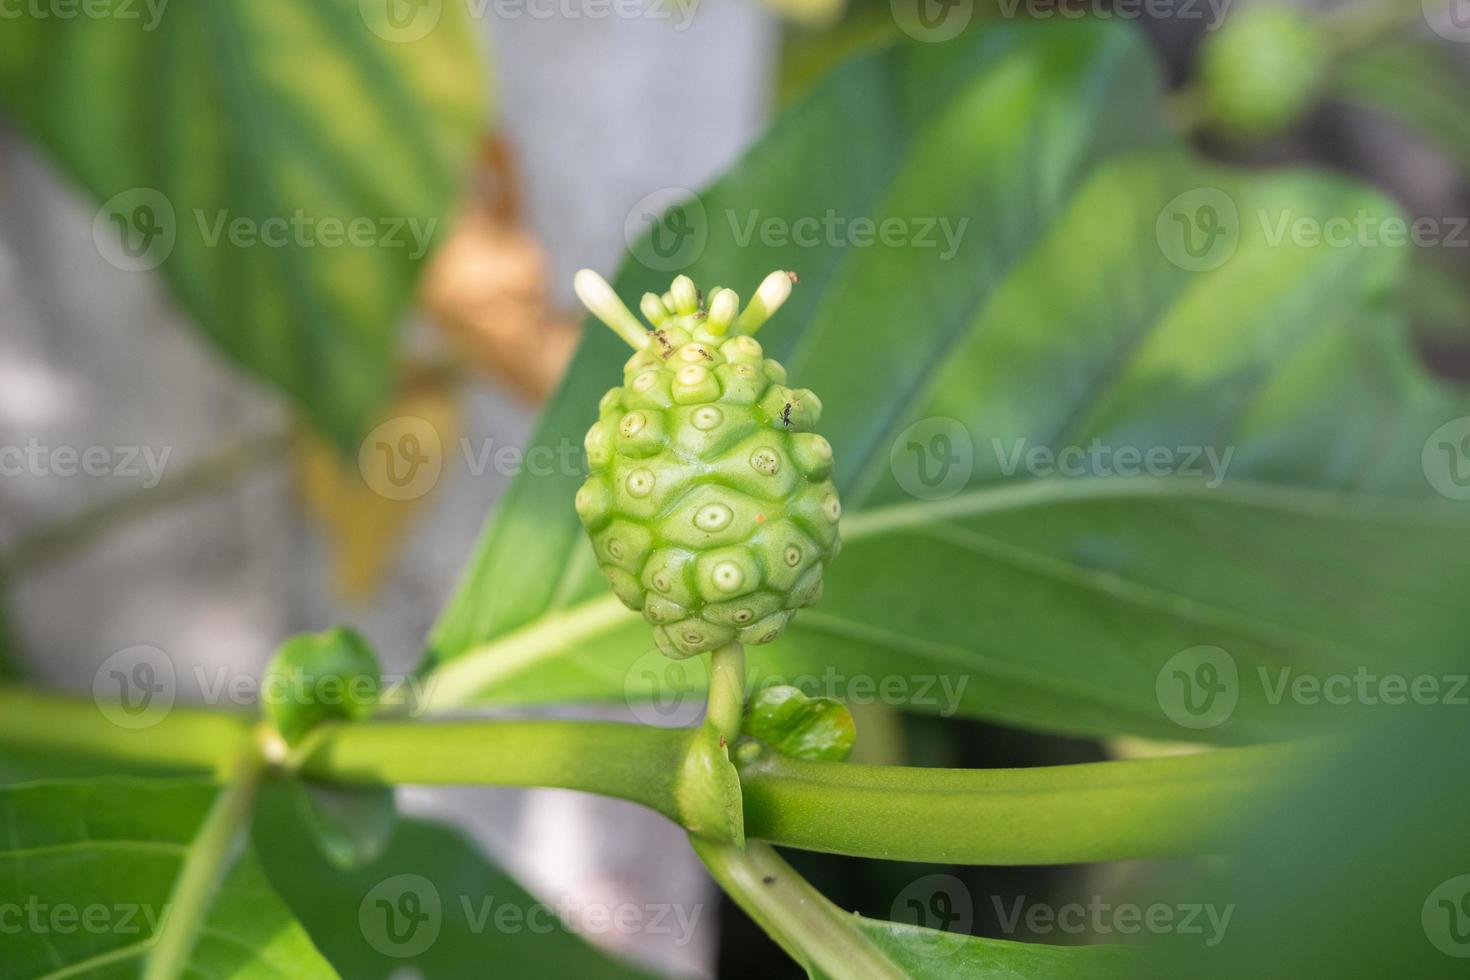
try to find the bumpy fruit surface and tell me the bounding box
[573,270,841,659]
[1200,6,1328,138]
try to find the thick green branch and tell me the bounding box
[0,687,1316,865]
[0,685,254,775]
[737,741,1317,865]
[297,718,693,821]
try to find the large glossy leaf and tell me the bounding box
[424,22,1469,743]
[0,2,485,445]
[252,785,654,979]
[0,777,337,979]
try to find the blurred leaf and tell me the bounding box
[424,22,1470,743]
[1138,706,1470,978]
[253,785,654,979]
[855,918,1142,978]
[0,777,337,978]
[0,584,18,681]
[0,2,486,446]
[295,367,462,598]
[741,685,856,762]
[1338,38,1470,174]
[1401,249,1470,349]
[777,5,896,105]
[290,779,398,870]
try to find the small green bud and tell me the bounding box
[261,626,379,745]
[740,685,855,762]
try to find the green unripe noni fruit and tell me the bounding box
[573,269,841,659]
[1199,6,1329,139]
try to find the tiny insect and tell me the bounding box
[654,330,674,357]
[781,403,793,427]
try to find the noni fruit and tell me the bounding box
[572,269,841,659]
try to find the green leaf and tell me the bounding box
[695,837,1143,979]
[0,777,337,979]
[289,779,397,871]
[252,785,654,979]
[741,685,856,762]
[1136,707,1470,978]
[263,627,380,745]
[0,582,19,682]
[423,22,1469,743]
[0,3,485,445]
[855,918,1141,979]
[1337,38,1470,174]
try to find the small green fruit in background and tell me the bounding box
[1199,5,1329,139]
[261,626,380,744]
[573,269,842,659]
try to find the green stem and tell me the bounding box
[0,685,254,775]
[296,718,694,823]
[691,838,904,979]
[737,741,1316,865]
[0,687,1317,865]
[143,740,266,980]
[705,642,745,742]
